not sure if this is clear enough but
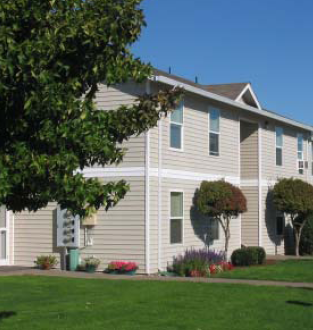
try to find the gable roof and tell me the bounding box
[153,69,261,109]
[151,69,312,133]
[205,83,248,100]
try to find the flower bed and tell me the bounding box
[106,261,138,275]
[170,248,234,278]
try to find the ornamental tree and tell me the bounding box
[196,180,247,257]
[273,178,313,256]
[0,0,182,217]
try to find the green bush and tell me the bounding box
[300,217,313,255]
[231,247,266,266]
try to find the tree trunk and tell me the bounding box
[223,219,231,260]
[293,218,307,256]
[294,228,300,257]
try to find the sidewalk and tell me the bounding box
[1,267,313,289]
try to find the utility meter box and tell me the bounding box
[82,213,97,226]
[57,206,80,248]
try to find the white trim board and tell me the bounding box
[235,84,262,110]
[79,166,282,187]
[80,167,240,185]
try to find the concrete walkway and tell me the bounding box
[1,267,313,289]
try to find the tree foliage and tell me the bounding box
[196,180,247,256]
[0,0,182,217]
[273,178,313,256]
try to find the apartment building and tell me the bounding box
[1,69,312,273]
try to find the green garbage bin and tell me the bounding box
[69,249,80,271]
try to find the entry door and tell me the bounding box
[0,207,8,265]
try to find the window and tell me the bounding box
[208,218,219,241]
[170,192,183,244]
[275,127,283,166]
[170,100,183,150]
[209,108,220,156]
[276,214,285,236]
[297,134,304,174]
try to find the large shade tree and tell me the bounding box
[196,180,247,257]
[273,178,313,256]
[0,0,182,217]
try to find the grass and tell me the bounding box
[214,260,313,283]
[0,276,313,330]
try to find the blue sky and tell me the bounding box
[133,0,313,124]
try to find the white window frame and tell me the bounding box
[275,127,283,167]
[0,208,9,265]
[169,100,184,152]
[208,107,220,156]
[311,142,313,176]
[169,190,184,245]
[297,133,304,175]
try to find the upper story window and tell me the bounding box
[170,191,183,244]
[275,127,283,166]
[209,108,220,156]
[170,100,184,150]
[297,133,304,175]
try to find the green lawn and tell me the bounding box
[214,260,313,283]
[0,277,313,330]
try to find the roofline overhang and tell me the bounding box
[151,75,313,133]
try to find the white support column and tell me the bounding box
[158,116,163,270]
[258,123,263,247]
[145,80,151,274]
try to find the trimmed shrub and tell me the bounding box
[231,247,266,266]
[300,217,313,255]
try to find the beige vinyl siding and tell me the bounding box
[95,82,146,168]
[261,186,294,255]
[241,186,259,246]
[159,92,240,177]
[14,203,61,267]
[95,81,145,110]
[14,177,146,271]
[158,178,241,270]
[79,176,146,272]
[262,123,309,181]
[240,122,259,179]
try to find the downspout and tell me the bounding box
[258,123,263,247]
[145,80,151,274]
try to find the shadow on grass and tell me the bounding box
[286,300,312,307]
[0,311,17,322]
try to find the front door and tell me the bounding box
[0,206,8,265]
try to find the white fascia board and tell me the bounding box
[152,75,313,133]
[235,84,262,110]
